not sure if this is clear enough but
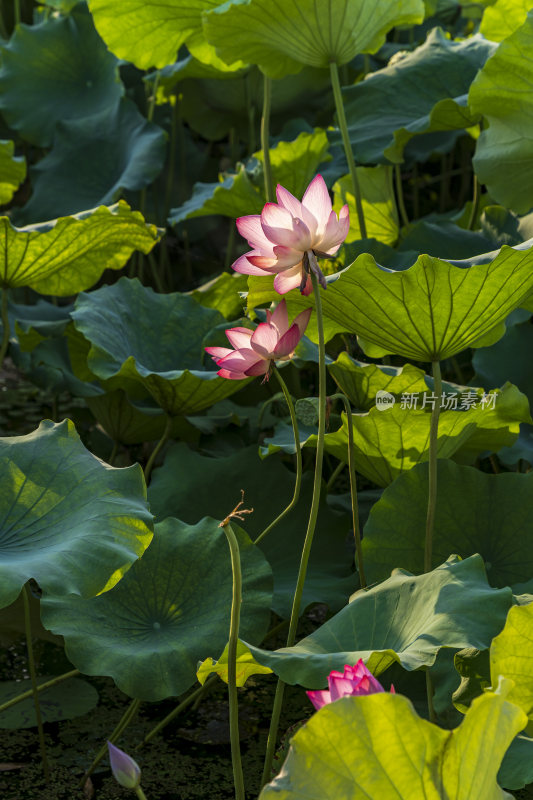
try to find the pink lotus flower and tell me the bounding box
[205,299,311,381]
[232,174,349,296]
[306,659,395,711]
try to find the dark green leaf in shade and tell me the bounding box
[40,518,272,701]
[0,140,26,205]
[0,4,123,147]
[470,12,533,214]
[0,419,153,610]
[14,99,167,225]
[362,460,533,586]
[330,29,494,165]
[0,677,99,729]
[247,246,533,360]
[0,202,159,295]
[259,680,523,800]
[246,555,512,686]
[474,317,533,409]
[148,443,355,617]
[70,277,248,415]
[203,0,424,78]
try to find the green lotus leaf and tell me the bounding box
[474,310,533,408]
[491,603,533,723]
[260,679,523,800]
[330,28,494,165]
[88,0,245,71]
[40,517,272,701]
[362,460,533,586]
[0,4,123,147]
[14,99,167,225]
[480,0,531,41]
[169,129,329,225]
[0,676,99,729]
[328,353,430,410]
[203,0,424,78]
[0,140,26,205]
[322,382,530,487]
[498,735,533,791]
[70,277,248,415]
[190,272,249,320]
[333,168,399,245]
[398,218,496,259]
[246,555,512,686]
[247,246,533,360]
[148,443,355,617]
[470,13,533,214]
[0,201,159,296]
[0,419,153,610]
[197,640,272,687]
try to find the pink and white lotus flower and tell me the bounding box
[232,174,349,296]
[205,299,311,381]
[306,660,395,711]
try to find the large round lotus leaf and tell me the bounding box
[0,419,153,610]
[0,140,26,205]
[203,0,424,78]
[247,246,533,360]
[480,0,531,41]
[245,555,512,687]
[40,517,273,701]
[362,460,533,587]
[470,13,533,214]
[329,29,494,165]
[260,681,524,800]
[0,676,99,729]
[14,99,166,226]
[148,443,355,618]
[70,277,249,415]
[0,4,123,147]
[88,0,245,71]
[0,201,159,296]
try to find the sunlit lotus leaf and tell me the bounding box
[259,679,523,800]
[362,460,533,586]
[203,0,424,78]
[333,168,399,245]
[0,676,99,729]
[0,202,159,296]
[169,129,329,225]
[190,272,248,320]
[197,640,272,687]
[491,603,533,723]
[328,354,429,410]
[330,29,494,165]
[0,419,153,610]
[70,277,248,415]
[0,141,26,205]
[40,517,272,701]
[246,556,512,685]
[88,0,245,71]
[470,13,533,214]
[15,99,166,225]
[0,5,123,147]
[247,246,533,360]
[321,382,530,487]
[480,0,531,41]
[148,443,355,617]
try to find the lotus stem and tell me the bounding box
[395,164,409,229]
[326,459,345,491]
[0,287,10,371]
[261,270,327,787]
[329,61,367,239]
[254,367,302,545]
[0,668,79,715]
[144,414,172,483]
[14,0,21,25]
[424,360,442,573]
[261,74,274,202]
[330,393,366,589]
[164,93,179,223]
[135,788,149,800]
[80,698,141,788]
[137,678,217,748]
[108,440,119,466]
[221,520,245,800]
[22,585,50,782]
[467,174,480,231]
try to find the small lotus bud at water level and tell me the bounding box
[107,741,141,789]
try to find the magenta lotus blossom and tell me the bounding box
[306,659,395,711]
[205,299,311,381]
[232,174,349,296]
